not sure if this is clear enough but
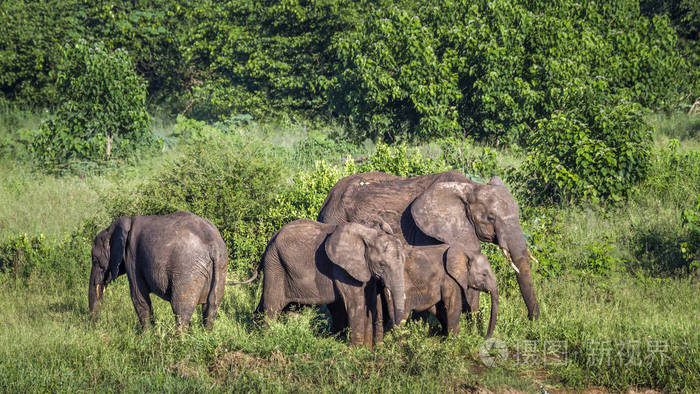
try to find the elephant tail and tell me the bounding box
[227,267,259,285]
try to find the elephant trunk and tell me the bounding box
[486,284,498,339]
[386,279,405,327]
[497,222,540,320]
[384,265,406,326]
[88,267,104,320]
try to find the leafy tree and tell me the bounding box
[0,0,83,107]
[32,40,154,172]
[330,5,462,142]
[179,0,360,120]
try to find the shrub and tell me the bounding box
[513,102,653,204]
[102,128,283,274]
[438,136,501,182]
[181,0,360,120]
[292,131,360,168]
[0,229,91,283]
[354,142,447,176]
[31,40,156,172]
[0,0,76,107]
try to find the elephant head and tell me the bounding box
[325,223,406,325]
[411,175,539,320]
[445,249,499,338]
[88,217,131,320]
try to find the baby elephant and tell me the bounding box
[89,211,228,329]
[387,246,498,338]
[256,219,406,346]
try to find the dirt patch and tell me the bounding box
[209,349,269,381]
[169,357,206,380]
[208,346,312,383]
[549,387,662,394]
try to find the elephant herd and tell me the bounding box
[88,170,540,346]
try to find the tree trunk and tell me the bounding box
[106,134,112,161]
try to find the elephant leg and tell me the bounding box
[328,300,348,334]
[202,261,227,329]
[261,292,287,320]
[341,289,367,346]
[444,286,462,337]
[362,281,378,348]
[128,273,153,329]
[202,301,218,330]
[346,308,366,346]
[171,277,207,329]
[373,290,384,344]
[435,301,449,336]
[202,274,226,329]
[464,288,480,317]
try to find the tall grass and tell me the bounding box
[0,270,696,392]
[0,163,108,240]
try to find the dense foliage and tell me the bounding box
[31,41,156,172]
[1,1,695,125]
[513,103,653,203]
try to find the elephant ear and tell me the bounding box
[108,217,131,283]
[444,247,469,290]
[325,223,375,283]
[411,181,474,245]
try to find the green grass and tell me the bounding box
[0,271,696,392]
[0,110,698,392]
[0,162,110,240]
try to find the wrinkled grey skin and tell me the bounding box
[386,245,498,338]
[256,219,406,347]
[318,170,539,321]
[88,211,228,329]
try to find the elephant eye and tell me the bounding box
[486,214,495,222]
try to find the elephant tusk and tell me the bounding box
[527,249,539,271]
[96,284,101,295]
[501,248,520,274]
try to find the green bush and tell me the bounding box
[106,130,283,274]
[438,136,501,182]
[31,41,156,172]
[354,142,447,176]
[0,0,76,107]
[0,228,92,283]
[513,102,653,204]
[291,131,360,168]
[1,0,694,146]
[0,106,35,161]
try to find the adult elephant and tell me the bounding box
[318,170,539,320]
[88,211,228,329]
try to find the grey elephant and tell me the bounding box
[88,211,228,329]
[387,245,498,338]
[318,170,539,320]
[249,219,406,346]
